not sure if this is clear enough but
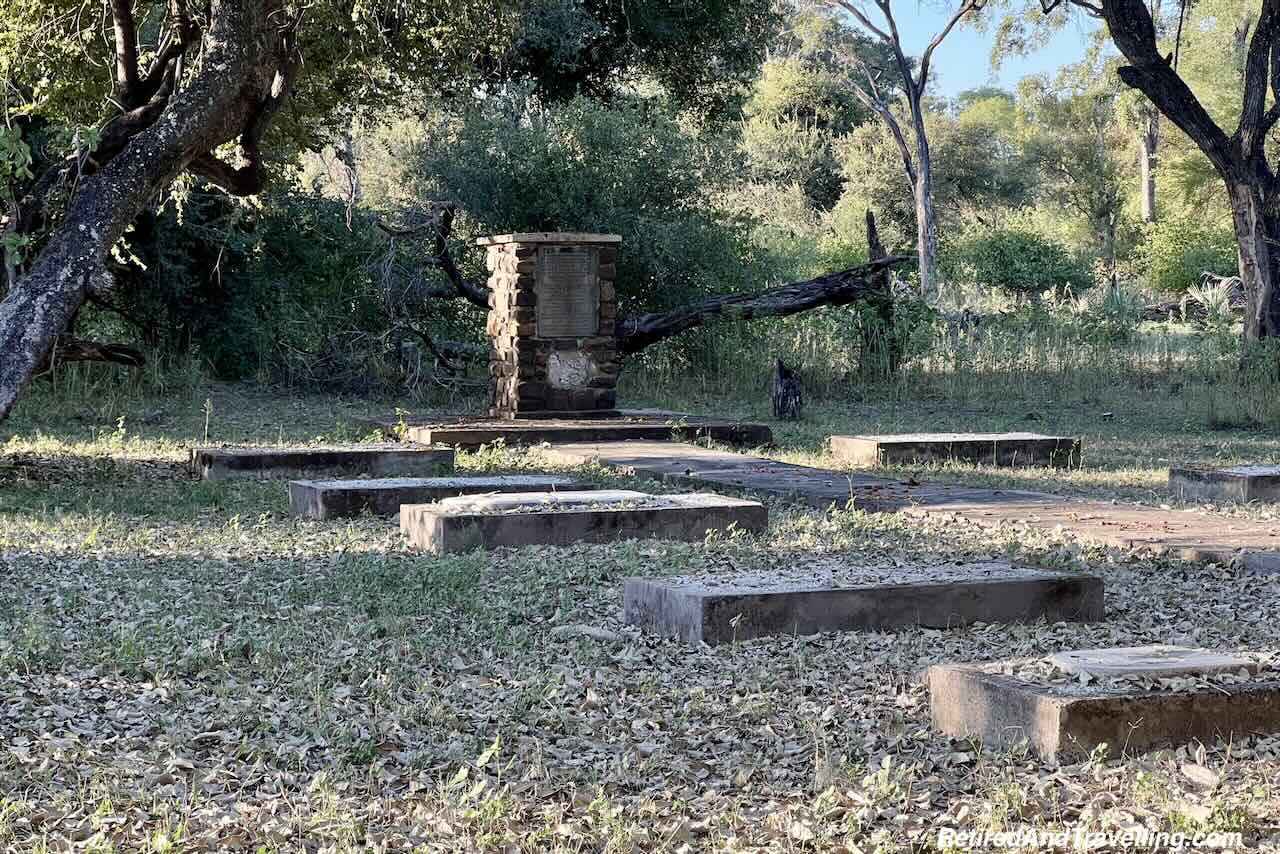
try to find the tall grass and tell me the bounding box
[630,300,1280,428]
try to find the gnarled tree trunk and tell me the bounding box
[1228,181,1280,341]
[0,0,295,422]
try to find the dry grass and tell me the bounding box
[1,375,1279,851]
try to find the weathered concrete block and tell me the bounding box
[1169,464,1280,503]
[288,475,583,519]
[401,490,766,554]
[624,562,1103,644]
[390,412,772,448]
[929,647,1278,760]
[831,432,1081,468]
[191,444,454,481]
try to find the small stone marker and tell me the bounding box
[1169,464,1280,503]
[1049,645,1256,678]
[192,444,455,481]
[288,475,582,519]
[929,646,1278,760]
[830,432,1081,468]
[401,489,766,554]
[625,562,1103,644]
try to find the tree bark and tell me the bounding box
[1080,0,1280,344]
[1138,114,1159,222]
[913,149,939,302]
[1228,181,1280,340]
[616,255,909,354]
[0,0,293,422]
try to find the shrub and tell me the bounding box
[944,229,1090,297]
[408,94,762,318]
[1136,216,1237,294]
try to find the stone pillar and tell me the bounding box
[480,232,622,419]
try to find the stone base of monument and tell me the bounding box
[401,489,766,553]
[929,645,1278,760]
[191,444,455,481]
[1169,464,1280,503]
[624,562,1103,644]
[288,474,583,519]
[356,411,773,448]
[830,432,1081,468]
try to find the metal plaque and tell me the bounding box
[535,246,599,338]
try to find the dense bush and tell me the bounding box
[1135,216,1237,294]
[100,188,469,387]
[944,229,1090,297]
[409,94,768,317]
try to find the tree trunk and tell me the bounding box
[914,164,939,303]
[617,255,909,354]
[911,103,939,304]
[1227,181,1280,341]
[0,0,289,422]
[1138,115,1159,222]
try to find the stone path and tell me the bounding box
[540,441,1280,567]
[830,431,1080,468]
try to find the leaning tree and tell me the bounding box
[1045,0,1280,341]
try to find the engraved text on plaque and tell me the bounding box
[535,246,599,337]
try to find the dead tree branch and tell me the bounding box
[616,255,910,354]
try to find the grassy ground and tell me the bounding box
[2,370,1279,851]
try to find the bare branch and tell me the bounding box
[1091,0,1238,176]
[1239,0,1280,156]
[617,255,911,354]
[919,0,983,90]
[378,204,490,309]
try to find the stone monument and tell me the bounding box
[480,232,623,419]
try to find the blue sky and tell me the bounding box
[887,5,1102,96]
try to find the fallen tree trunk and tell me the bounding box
[393,204,913,358]
[616,255,909,354]
[36,339,147,373]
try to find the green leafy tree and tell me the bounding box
[0,0,783,420]
[945,228,1091,298]
[1017,74,1132,279]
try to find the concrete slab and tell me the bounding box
[354,410,772,448]
[401,490,767,553]
[625,562,1103,644]
[288,475,583,519]
[831,432,1081,468]
[930,652,1279,760]
[191,444,455,481]
[1049,646,1255,678]
[1169,464,1280,503]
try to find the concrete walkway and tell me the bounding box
[540,441,1280,571]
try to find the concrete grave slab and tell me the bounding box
[625,561,1103,644]
[929,648,1278,760]
[1169,464,1280,503]
[1049,646,1256,678]
[401,489,766,553]
[830,432,1081,468]
[192,444,454,481]
[355,410,772,448]
[288,475,583,519]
